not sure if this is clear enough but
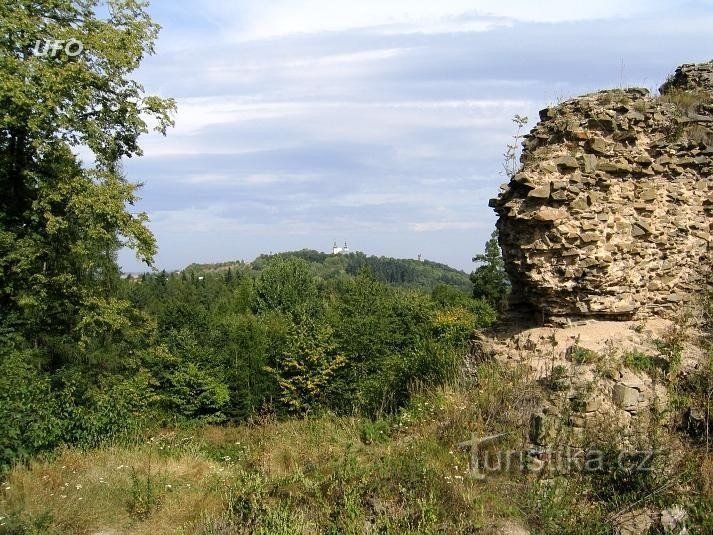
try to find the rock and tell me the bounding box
[588,117,617,132]
[660,60,713,94]
[685,407,708,437]
[489,60,713,321]
[570,196,589,211]
[555,156,580,170]
[581,154,598,173]
[579,231,600,243]
[528,183,551,199]
[485,520,531,535]
[631,224,647,237]
[586,137,609,154]
[614,509,653,535]
[533,207,567,222]
[638,189,657,201]
[613,384,640,410]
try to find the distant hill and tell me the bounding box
[185,249,473,293]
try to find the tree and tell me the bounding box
[265,309,344,413]
[470,231,510,308]
[0,0,175,349]
[253,257,318,315]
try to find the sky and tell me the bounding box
[118,0,713,273]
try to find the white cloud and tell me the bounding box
[199,0,660,40]
[182,173,318,185]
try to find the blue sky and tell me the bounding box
[118,0,713,272]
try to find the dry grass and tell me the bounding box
[0,445,229,534]
[0,368,537,534]
[660,89,713,114]
[2,350,711,534]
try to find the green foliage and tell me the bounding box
[623,350,659,373]
[265,309,345,413]
[127,464,166,521]
[568,345,599,365]
[190,249,474,294]
[0,0,175,348]
[0,341,64,468]
[471,231,510,308]
[502,114,529,178]
[253,257,318,315]
[0,0,489,462]
[359,419,391,444]
[164,363,230,423]
[653,335,684,377]
[542,365,569,391]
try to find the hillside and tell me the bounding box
[2,5,712,531]
[184,250,474,294]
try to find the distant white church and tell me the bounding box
[332,241,350,255]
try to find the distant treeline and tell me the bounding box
[183,250,473,293]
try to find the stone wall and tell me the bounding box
[490,61,713,321]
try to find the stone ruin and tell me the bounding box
[490,61,713,322]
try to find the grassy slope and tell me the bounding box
[3,347,713,534]
[0,365,535,535]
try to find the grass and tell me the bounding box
[660,89,713,114]
[622,350,659,373]
[0,364,538,535]
[569,345,599,365]
[2,335,712,534]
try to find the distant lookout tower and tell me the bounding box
[332,241,350,255]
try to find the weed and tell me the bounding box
[127,462,165,521]
[359,419,391,445]
[541,365,569,392]
[660,89,713,114]
[568,344,600,365]
[623,350,659,373]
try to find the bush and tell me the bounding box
[622,350,660,373]
[568,345,599,365]
[0,345,65,468]
[265,309,345,413]
[165,363,230,423]
[253,257,318,315]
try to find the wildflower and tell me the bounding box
[75,484,82,490]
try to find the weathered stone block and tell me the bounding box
[613,384,639,410]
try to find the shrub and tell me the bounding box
[265,309,345,413]
[165,363,230,423]
[541,365,569,391]
[568,345,599,364]
[253,257,318,315]
[0,345,65,468]
[623,350,658,373]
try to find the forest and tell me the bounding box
[2,249,499,469]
